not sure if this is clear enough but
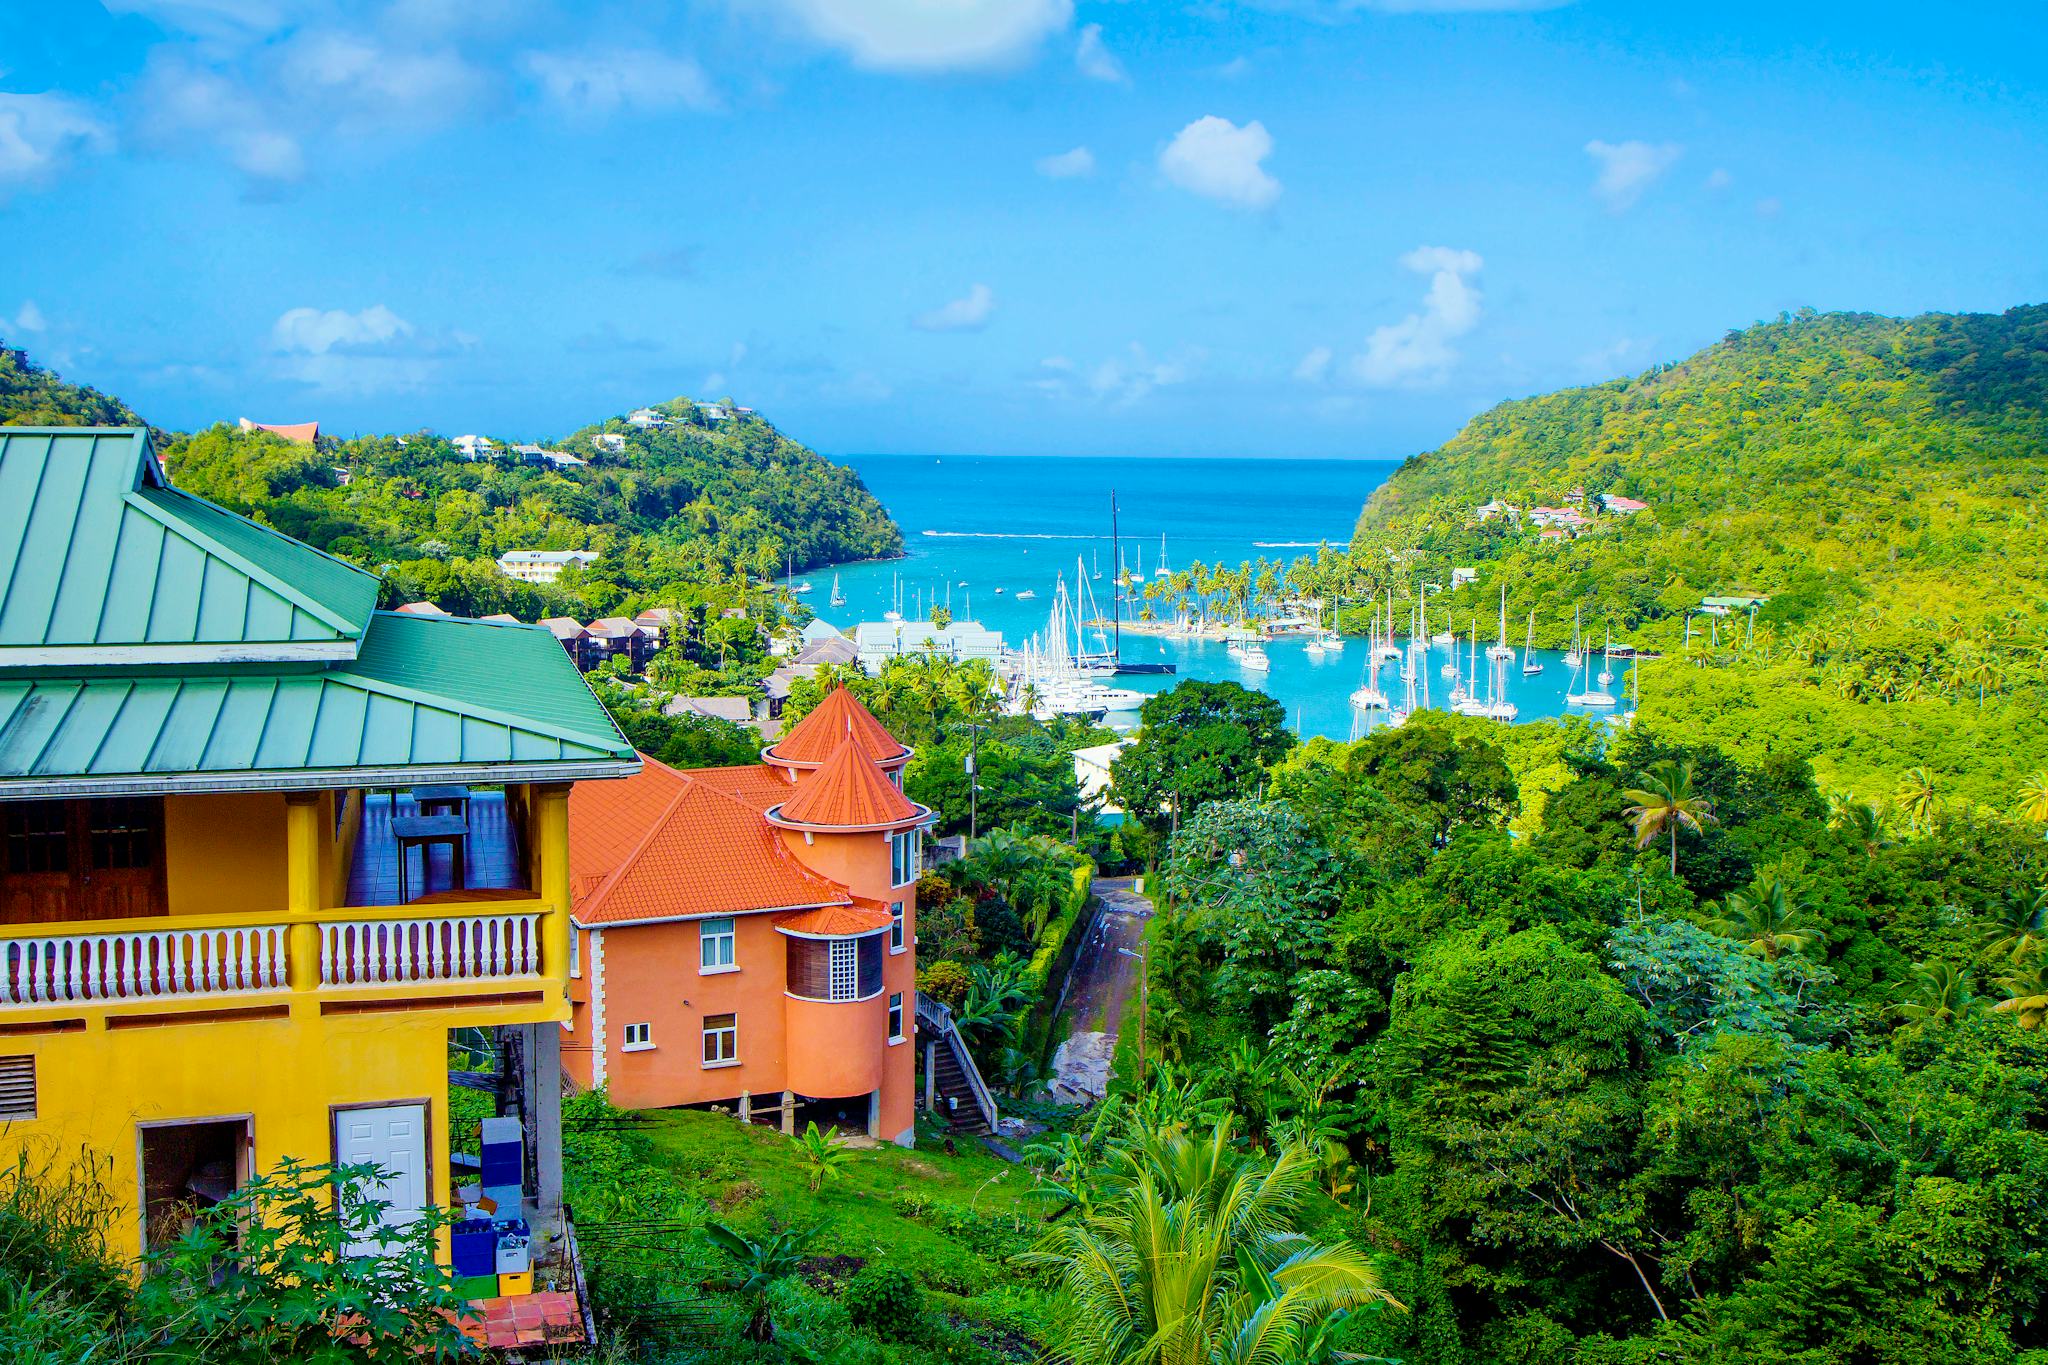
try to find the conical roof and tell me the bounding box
[766,685,908,767]
[776,735,921,828]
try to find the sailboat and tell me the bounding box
[1155,533,1172,579]
[829,574,845,607]
[1375,589,1401,663]
[1521,611,1543,675]
[1487,586,1515,661]
[883,573,902,623]
[1597,628,1616,688]
[1564,606,1584,670]
[1455,624,1489,716]
[1092,549,1101,581]
[1565,628,1617,709]
[1350,616,1388,708]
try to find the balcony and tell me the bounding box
[0,786,568,1022]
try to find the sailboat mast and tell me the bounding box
[1110,490,1122,657]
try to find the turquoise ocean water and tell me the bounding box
[824,455,1633,742]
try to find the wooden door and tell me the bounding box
[0,798,166,925]
[76,798,167,922]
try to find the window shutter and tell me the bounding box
[0,1056,34,1121]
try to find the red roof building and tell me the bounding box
[564,688,927,1144]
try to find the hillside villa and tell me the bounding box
[562,688,933,1146]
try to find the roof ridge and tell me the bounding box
[126,487,374,637]
[570,760,693,918]
[676,766,853,901]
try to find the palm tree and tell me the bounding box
[1993,959,2048,1030]
[1981,886,2048,961]
[1896,961,1970,1026]
[701,1220,814,1342]
[1622,760,1717,876]
[1829,799,1895,858]
[1894,767,1939,831]
[1705,873,1820,961]
[2018,771,2048,826]
[1025,1118,1401,1365]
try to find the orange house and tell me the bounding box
[564,689,926,1145]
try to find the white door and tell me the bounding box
[335,1103,428,1257]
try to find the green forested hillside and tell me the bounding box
[0,347,902,622]
[1347,305,2048,808]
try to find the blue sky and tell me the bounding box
[3,2,2044,458]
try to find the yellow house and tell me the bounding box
[0,427,638,1265]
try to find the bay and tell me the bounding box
[822,455,1635,741]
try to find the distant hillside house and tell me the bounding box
[1475,500,1520,522]
[590,433,626,453]
[626,408,670,429]
[1600,493,1649,515]
[663,695,758,725]
[394,601,449,615]
[694,402,729,421]
[452,433,495,458]
[1528,507,1590,530]
[237,418,319,444]
[796,635,857,667]
[1450,567,1480,587]
[541,616,597,670]
[586,617,657,671]
[498,549,600,584]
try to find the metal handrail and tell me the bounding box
[914,995,999,1130]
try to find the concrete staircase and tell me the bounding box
[915,996,999,1135]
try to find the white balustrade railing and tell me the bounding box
[319,912,543,988]
[0,924,289,1007]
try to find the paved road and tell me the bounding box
[1047,877,1154,1103]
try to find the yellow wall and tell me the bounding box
[164,792,288,917]
[4,1005,461,1262]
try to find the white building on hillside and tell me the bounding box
[497,549,600,584]
[853,620,1005,670]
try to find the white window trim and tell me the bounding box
[569,928,581,979]
[889,902,907,955]
[887,992,905,1044]
[699,963,740,976]
[698,917,738,974]
[621,1022,654,1053]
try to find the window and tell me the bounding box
[890,828,921,886]
[622,1022,652,1051]
[889,902,905,953]
[828,939,859,1001]
[0,1056,33,1121]
[0,798,165,923]
[569,930,580,979]
[699,917,736,973]
[702,1013,738,1066]
[888,993,904,1042]
[786,935,885,1002]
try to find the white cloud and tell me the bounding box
[1704,166,1732,191]
[1348,245,1483,388]
[1293,345,1333,383]
[1159,115,1279,210]
[10,301,47,335]
[133,54,302,182]
[271,305,414,355]
[524,47,719,116]
[0,93,112,189]
[912,283,996,333]
[1292,0,1569,10]
[1035,145,1095,178]
[1575,336,1651,379]
[100,0,288,39]
[1212,56,1252,80]
[1075,23,1127,83]
[1584,138,1681,211]
[278,33,486,134]
[1035,344,1197,406]
[1755,196,1783,218]
[756,0,1074,71]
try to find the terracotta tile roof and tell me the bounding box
[776,903,894,936]
[775,736,921,828]
[766,686,908,767]
[568,754,850,925]
[688,763,797,809]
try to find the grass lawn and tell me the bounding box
[561,1095,1057,1364]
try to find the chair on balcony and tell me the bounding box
[392,814,469,903]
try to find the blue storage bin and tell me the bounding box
[479,1150,521,1187]
[451,1220,497,1278]
[482,1183,523,1221]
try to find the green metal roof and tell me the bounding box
[0,612,637,796]
[0,428,378,665]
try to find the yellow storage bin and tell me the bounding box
[497,1272,533,1297]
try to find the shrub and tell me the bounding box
[842,1263,927,1342]
[918,959,972,1008]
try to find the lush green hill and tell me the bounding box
[0,341,146,427]
[0,344,902,622]
[1348,305,2048,809]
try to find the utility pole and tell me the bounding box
[966,723,981,842]
[1117,945,1149,1093]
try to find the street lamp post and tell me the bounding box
[1116,945,1148,1094]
